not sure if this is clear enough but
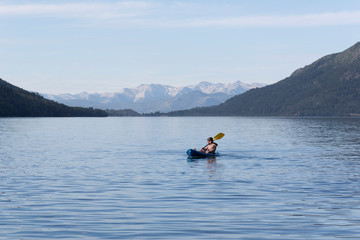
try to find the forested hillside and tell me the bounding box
[0,78,107,117]
[167,42,360,117]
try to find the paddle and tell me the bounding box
[214,132,225,141]
[202,132,225,149]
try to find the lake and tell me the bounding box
[1,117,360,239]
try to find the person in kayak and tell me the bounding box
[200,137,218,154]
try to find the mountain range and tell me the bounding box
[43,81,265,113]
[3,42,360,117]
[166,42,360,117]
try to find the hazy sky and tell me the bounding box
[1,0,360,93]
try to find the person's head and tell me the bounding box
[207,137,214,143]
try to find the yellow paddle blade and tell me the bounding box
[214,133,225,140]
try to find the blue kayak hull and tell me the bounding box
[187,149,219,158]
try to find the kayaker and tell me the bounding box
[200,137,218,154]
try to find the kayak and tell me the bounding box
[187,149,219,158]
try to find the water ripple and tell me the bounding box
[1,117,360,239]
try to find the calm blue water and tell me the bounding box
[1,117,360,239]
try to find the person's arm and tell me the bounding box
[200,145,208,152]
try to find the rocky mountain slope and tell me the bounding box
[166,42,360,117]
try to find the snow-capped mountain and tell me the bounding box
[43,81,266,113]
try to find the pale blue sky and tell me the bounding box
[1,0,360,93]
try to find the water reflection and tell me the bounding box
[187,156,224,180]
[187,156,216,161]
[206,159,224,179]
